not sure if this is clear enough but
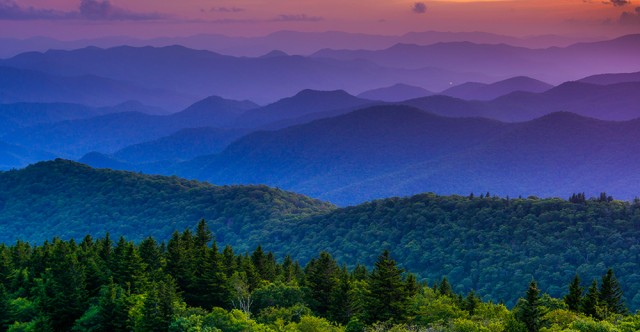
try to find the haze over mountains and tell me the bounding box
[0,31,638,206]
[0,30,600,58]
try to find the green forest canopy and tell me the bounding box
[1,160,640,310]
[0,220,638,332]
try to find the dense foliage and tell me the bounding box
[0,159,334,246]
[1,220,639,332]
[256,192,640,310]
[3,160,640,311]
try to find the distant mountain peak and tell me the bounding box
[293,89,352,98]
[260,50,289,58]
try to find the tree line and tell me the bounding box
[0,220,639,331]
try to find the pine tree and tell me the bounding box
[37,240,89,331]
[582,279,600,319]
[328,266,354,325]
[438,277,453,297]
[0,284,9,330]
[599,268,626,315]
[305,252,339,315]
[222,245,237,278]
[564,274,583,312]
[96,279,133,331]
[139,236,164,281]
[464,290,480,315]
[520,280,542,332]
[140,277,179,331]
[366,250,408,323]
[405,273,419,298]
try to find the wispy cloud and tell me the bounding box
[0,0,168,21]
[604,0,631,6]
[619,6,640,24]
[210,7,244,13]
[412,2,427,14]
[273,14,323,22]
[0,0,68,20]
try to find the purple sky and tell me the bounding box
[0,0,639,40]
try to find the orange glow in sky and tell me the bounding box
[0,0,638,39]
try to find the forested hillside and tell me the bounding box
[0,159,334,245]
[2,160,640,312]
[1,220,638,331]
[260,193,640,310]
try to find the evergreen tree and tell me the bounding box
[582,279,600,319]
[93,280,132,331]
[305,252,339,316]
[328,266,354,324]
[599,268,626,315]
[365,250,408,323]
[281,255,295,283]
[520,280,542,332]
[188,238,228,309]
[140,277,179,331]
[464,290,480,315]
[352,264,368,281]
[0,284,9,330]
[37,240,89,331]
[165,230,195,293]
[564,274,583,312]
[438,277,453,297]
[222,245,237,278]
[139,236,164,281]
[405,273,419,298]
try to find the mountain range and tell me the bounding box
[0,45,491,103]
[0,30,599,58]
[1,159,640,310]
[312,34,640,84]
[0,66,193,110]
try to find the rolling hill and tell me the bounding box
[1,95,259,158]
[312,35,640,84]
[0,159,334,245]
[357,83,433,102]
[2,160,640,310]
[0,45,492,102]
[159,107,640,205]
[403,81,640,121]
[0,66,193,110]
[441,76,553,100]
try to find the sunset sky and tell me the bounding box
[0,0,638,39]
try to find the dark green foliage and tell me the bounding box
[520,280,543,332]
[140,277,179,331]
[328,266,355,324]
[582,280,600,319]
[599,268,626,315]
[463,290,480,315]
[37,240,89,331]
[564,274,583,312]
[438,277,453,297]
[4,160,640,311]
[305,252,340,316]
[365,250,409,324]
[258,193,640,310]
[0,284,9,330]
[0,219,637,331]
[0,159,334,245]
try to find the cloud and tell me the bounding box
[0,0,167,21]
[603,0,631,6]
[619,6,640,24]
[210,7,244,13]
[412,2,427,14]
[79,0,166,20]
[0,0,68,20]
[273,14,323,22]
